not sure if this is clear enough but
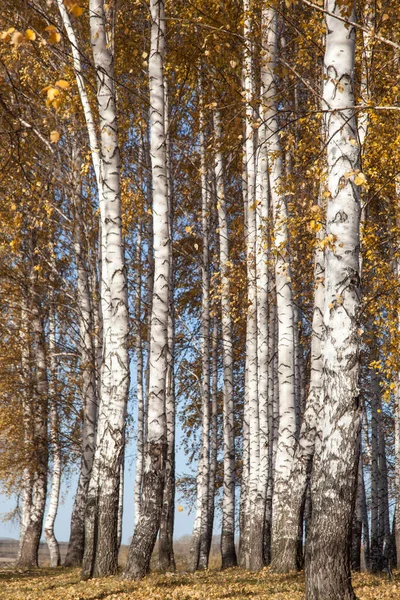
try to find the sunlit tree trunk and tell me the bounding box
[17,299,34,564]
[134,217,144,529]
[44,303,61,567]
[264,5,296,572]
[17,269,49,568]
[272,178,325,570]
[191,91,211,571]
[305,2,361,597]
[123,0,170,579]
[241,0,264,571]
[214,109,237,569]
[82,0,130,578]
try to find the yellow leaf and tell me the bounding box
[70,4,84,16]
[50,130,60,143]
[349,138,358,146]
[354,172,368,186]
[25,29,36,41]
[45,25,57,32]
[382,13,389,21]
[48,31,61,43]
[11,31,24,46]
[177,505,184,512]
[47,87,60,101]
[55,79,70,89]
[185,225,193,234]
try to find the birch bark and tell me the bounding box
[123,0,170,579]
[214,110,237,569]
[305,2,361,597]
[241,0,263,571]
[159,81,176,571]
[82,0,130,578]
[17,272,49,568]
[263,5,296,571]
[191,93,211,571]
[65,147,98,568]
[44,304,61,567]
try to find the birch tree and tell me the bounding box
[305,1,362,597]
[81,0,130,577]
[123,0,170,579]
[64,145,98,568]
[44,303,61,567]
[190,89,211,571]
[214,109,237,569]
[264,4,297,571]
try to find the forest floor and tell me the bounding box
[0,567,399,600]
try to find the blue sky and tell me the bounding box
[0,432,196,544]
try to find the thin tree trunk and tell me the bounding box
[159,81,175,570]
[17,299,33,564]
[305,2,361,597]
[242,0,263,571]
[17,271,49,568]
[265,4,296,571]
[44,304,61,568]
[123,0,170,579]
[65,146,98,568]
[191,89,212,571]
[271,183,325,571]
[134,218,144,529]
[214,110,237,569]
[206,316,218,559]
[370,371,380,571]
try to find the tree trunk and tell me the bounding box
[271,179,325,571]
[123,0,170,579]
[241,0,264,572]
[191,90,212,572]
[305,2,361,597]
[158,90,175,571]
[82,0,130,578]
[17,274,49,568]
[17,299,33,564]
[44,304,61,568]
[370,371,381,571]
[64,146,98,568]
[214,110,237,569]
[134,214,144,530]
[265,4,297,572]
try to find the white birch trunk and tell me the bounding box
[65,146,98,568]
[134,218,144,528]
[305,3,361,597]
[123,0,170,579]
[272,176,325,571]
[17,271,49,568]
[82,0,130,578]
[44,304,61,568]
[191,91,211,571]
[241,0,263,571]
[265,5,296,570]
[214,110,237,569]
[17,300,33,563]
[159,80,176,571]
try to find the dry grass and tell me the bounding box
[0,567,399,600]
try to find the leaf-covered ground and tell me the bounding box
[0,567,399,600]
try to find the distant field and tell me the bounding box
[0,566,399,600]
